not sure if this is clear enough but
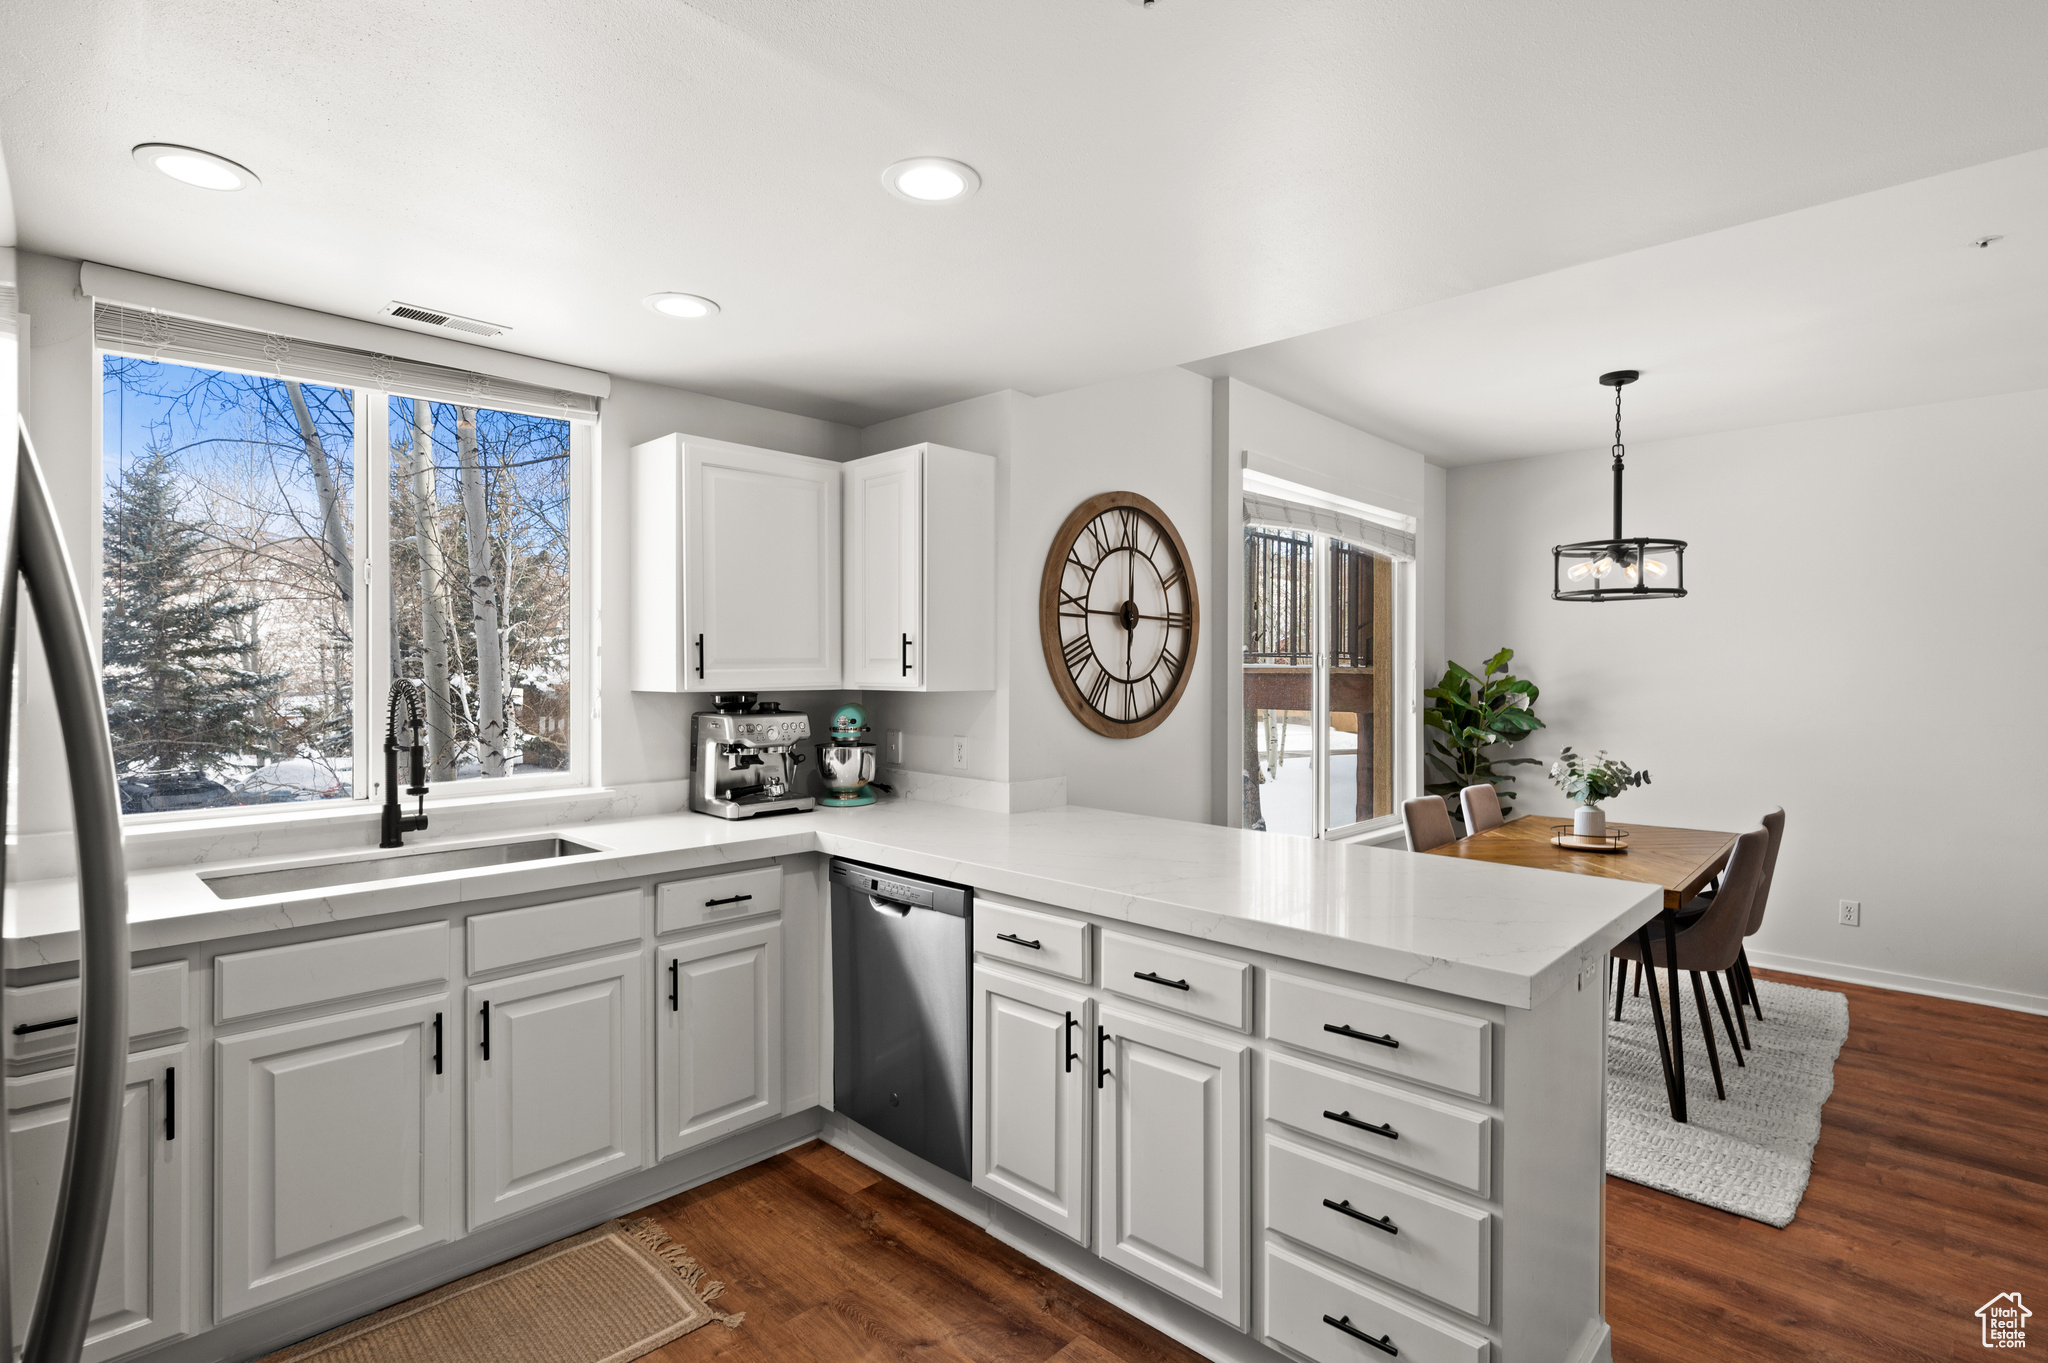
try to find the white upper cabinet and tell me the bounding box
[631,434,842,692]
[843,444,995,691]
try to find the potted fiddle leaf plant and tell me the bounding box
[1424,647,1545,829]
[1548,747,1651,838]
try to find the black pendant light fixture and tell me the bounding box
[1552,370,1687,601]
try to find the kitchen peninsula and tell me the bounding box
[5,799,1659,1363]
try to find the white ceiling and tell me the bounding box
[1192,148,2048,464]
[3,2,2046,429]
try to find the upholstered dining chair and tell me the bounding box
[1612,825,1770,1102]
[1402,795,1458,853]
[1669,807,1785,1039]
[1459,783,1504,835]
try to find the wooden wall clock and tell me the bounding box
[1038,491,1199,739]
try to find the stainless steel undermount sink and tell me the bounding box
[200,837,603,900]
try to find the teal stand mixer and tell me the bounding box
[816,702,879,806]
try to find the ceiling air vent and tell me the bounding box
[380,301,509,338]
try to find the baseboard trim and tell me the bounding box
[1747,950,2048,1017]
[139,1110,825,1363]
[1567,1317,1614,1363]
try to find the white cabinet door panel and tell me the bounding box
[845,448,921,688]
[657,923,782,1158]
[1094,1006,1248,1328]
[971,965,1090,1244]
[469,951,645,1226]
[686,441,840,690]
[7,1047,187,1362]
[216,998,449,1318]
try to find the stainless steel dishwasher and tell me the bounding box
[830,859,972,1179]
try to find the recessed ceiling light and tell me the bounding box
[643,293,721,319]
[882,157,981,204]
[132,143,259,191]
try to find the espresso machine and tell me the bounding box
[689,693,816,819]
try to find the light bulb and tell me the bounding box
[1568,561,1593,581]
[1593,557,1614,578]
[1644,558,1668,578]
[1624,560,1639,583]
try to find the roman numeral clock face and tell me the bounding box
[1037,491,1200,739]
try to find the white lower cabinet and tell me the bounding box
[970,965,1092,1245]
[215,997,450,1318]
[1095,1005,1249,1329]
[656,923,782,1158]
[6,1047,187,1363]
[468,951,646,1226]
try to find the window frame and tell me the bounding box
[1242,517,1418,843]
[95,352,597,825]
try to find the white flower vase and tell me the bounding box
[1574,805,1606,838]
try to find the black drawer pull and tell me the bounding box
[997,932,1042,950]
[1064,1011,1078,1073]
[1325,1022,1399,1048]
[901,633,913,676]
[1323,1198,1399,1235]
[432,1013,443,1075]
[705,893,753,908]
[164,1066,176,1142]
[13,1016,79,1037]
[1134,970,1191,991]
[694,634,705,679]
[1097,1025,1111,1089]
[479,1002,491,1060]
[669,958,681,1011]
[1324,1109,1399,1140]
[1323,1315,1398,1355]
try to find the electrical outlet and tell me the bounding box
[886,730,904,764]
[951,736,968,769]
[1838,899,1861,927]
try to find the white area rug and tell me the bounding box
[1607,975,1849,1227]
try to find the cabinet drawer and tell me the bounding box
[973,896,1090,982]
[1266,1135,1490,1321]
[1264,1242,1490,1363]
[1267,971,1491,1101]
[5,961,189,1063]
[1099,930,1251,1032]
[468,889,642,974]
[216,922,449,1024]
[1267,1055,1490,1196]
[656,866,783,935]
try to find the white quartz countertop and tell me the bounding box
[6,800,1663,1009]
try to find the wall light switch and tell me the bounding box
[1838,899,1861,927]
[951,737,968,769]
[886,730,904,764]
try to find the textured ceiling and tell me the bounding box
[3,1,2046,428]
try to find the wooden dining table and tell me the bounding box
[1424,814,1739,1122]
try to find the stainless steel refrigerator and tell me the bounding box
[2,273,134,1362]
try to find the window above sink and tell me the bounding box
[96,305,596,824]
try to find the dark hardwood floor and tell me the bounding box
[1607,969,2047,1362]
[638,969,2046,1363]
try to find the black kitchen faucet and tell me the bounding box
[381,680,430,848]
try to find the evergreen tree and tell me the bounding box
[102,450,282,777]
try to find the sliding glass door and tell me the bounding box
[1243,523,1404,839]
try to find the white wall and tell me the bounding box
[1446,388,2048,1013]
[1011,368,1214,822]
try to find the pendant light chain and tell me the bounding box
[1551,369,1688,602]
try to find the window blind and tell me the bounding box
[1242,491,1416,559]
[93,301,600,423]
